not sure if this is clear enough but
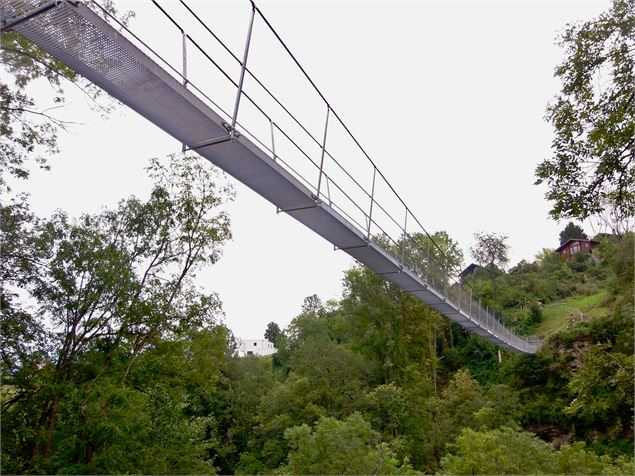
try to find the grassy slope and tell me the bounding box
[537,290,609,339]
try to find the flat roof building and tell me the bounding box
[237,338,276,357]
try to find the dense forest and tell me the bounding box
[1,0,633,474]
[2,210,634,474]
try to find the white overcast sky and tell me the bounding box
[12,0,609,339]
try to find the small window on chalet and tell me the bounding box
[253,342,257,346]
[247,351,253,355]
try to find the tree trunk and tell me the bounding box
[43,395,61,458]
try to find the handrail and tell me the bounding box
[117,0,540,352]
[7,0,539,353]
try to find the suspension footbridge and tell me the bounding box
[1,0,541,353]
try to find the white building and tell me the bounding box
[237,338,276,357]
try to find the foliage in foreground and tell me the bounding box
[535,0,634,227]
[281,413,413,475]
[440,427,634,475]
[1,154,234,474]
[3,229,633,474]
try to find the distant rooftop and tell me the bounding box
[237,338,276,357]
[555,238,599,254]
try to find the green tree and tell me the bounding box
[288,337,370,416]
[264,321,281,347]
[556,442,634,475]
[470,231,510,270]
[0,5,240,470]
[440,427,633,475]
[52,328,232,474]
[280,413,413,475]
[536,248,565,273]
[340,264,445,386]
[237,337,372,473]
[421,369,487,471]
[239,373,327,473]
[362,381,434,471]
[272,295,332,373]
[0,154,233,472]
[204,349,278,474]
[603,232,635,298]
[566,343,634,436]
[439,427,557,475]
[363,383,410,439]
[478,384,522,430]
[535,0,634,223]
[398,231,464,276]
[559,222,588,244]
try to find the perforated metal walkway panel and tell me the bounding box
[1,0,539,354]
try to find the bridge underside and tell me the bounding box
[1,0,539,354]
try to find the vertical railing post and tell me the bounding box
[316,104,330,200]
[426,236,436,287]
[444,257,449,298]
[424,238,429,282]
[181,30,188,153]
[462,289,466,314]
[462,288,466,313]
[182,31,188,88]
[230,2,256,138]
[401,208,408,266]
[270,119,276,162]
[486,306,490,331]
[478,298,482,324]
[366,167,376,239]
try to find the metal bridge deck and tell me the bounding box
[1,0,539,354]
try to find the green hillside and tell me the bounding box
[4,228,631,474]
[538,290,609,339]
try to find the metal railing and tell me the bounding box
[86,0,539,353]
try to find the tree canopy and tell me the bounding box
[470,231,510,270]
[0,154,234,472]
[559,222,588,245]
[281,413,413,475]
[264,322,281,347]
[440,427,633,475]
[535,0,634,225]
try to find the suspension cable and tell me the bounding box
[250,1,467,280]
[114,0,513,333]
